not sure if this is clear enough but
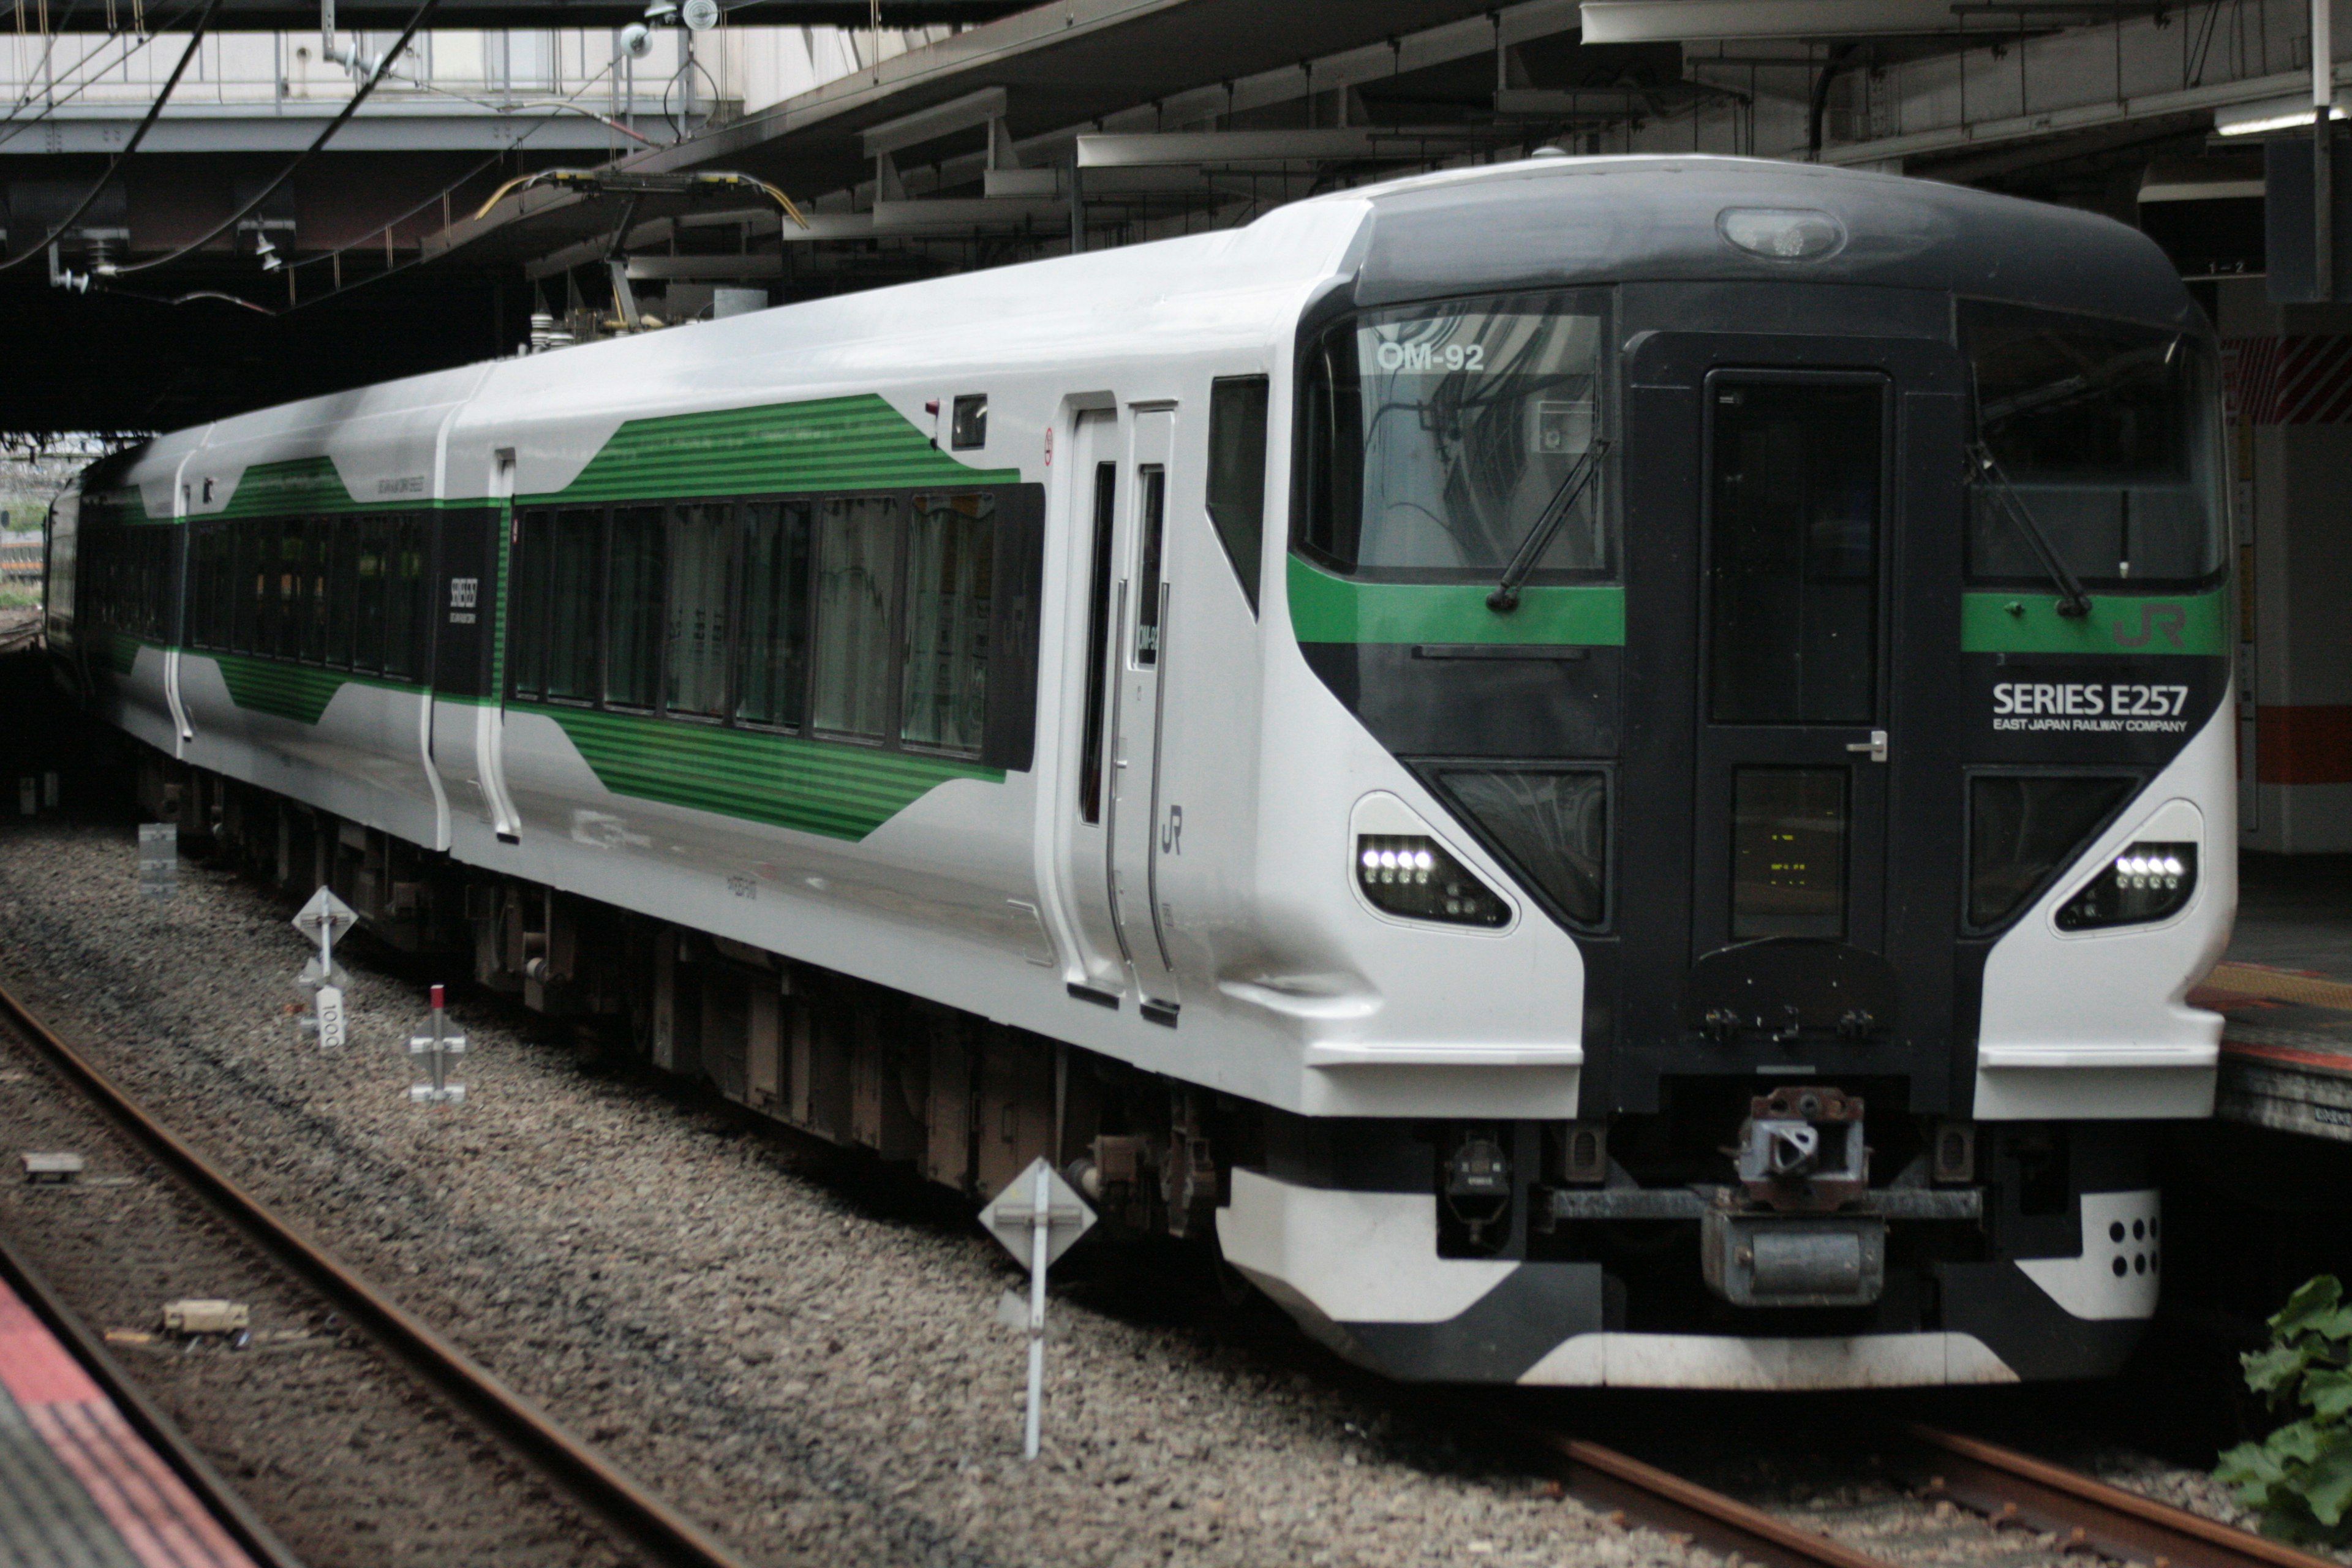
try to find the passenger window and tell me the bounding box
[510,510,551,700]
[274,522,303,660]
[666,503,731,718]
[301,519,331,665]
[1079,463,1116,823]
[1205,376,1269,614]
[384,518,424,680]
[605,505,665,709]
[736,499,812,728]
[1133,466,1166,667]
[354,518,388,674]
[234,522,261,654]
[546,508,600,702]
[812,495,901,739]
[902,491,994,753]
[328,523,357,668]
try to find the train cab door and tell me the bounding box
[1692,369,1894,965]
[1616,329,1968,1106]
[1106,406,1182,1021]
[1061,410,1131,1001]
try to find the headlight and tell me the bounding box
[2056,842,2198,930]
[1354,834,1509,927]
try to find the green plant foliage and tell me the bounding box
[2217,1275,2352,1542]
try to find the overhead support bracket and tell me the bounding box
[1074,127,1491,168]
[860,85,1009,158]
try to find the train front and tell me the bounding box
[1219,157,2232,1387]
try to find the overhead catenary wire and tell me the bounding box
[105,0,445,277]
[0,0,225,276]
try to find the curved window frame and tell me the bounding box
[1294,286,1621,586]
[1958,298,2231,596]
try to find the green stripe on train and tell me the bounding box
[203,654,424,724]
[523,394,1022,507]
[1960,590,2226,656]
[1287,554,1627,646]
[525,703,1000,841]
[219,458,375,518]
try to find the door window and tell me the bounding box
[1706,380,1882,725]
[1732,767,1847,940]
[1133,466,1166,666]
[1079,462,1117,823]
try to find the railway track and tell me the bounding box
[0,975,748,1568]
[1506,1413,2348,1568]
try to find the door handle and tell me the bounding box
[1846,729,1888,763]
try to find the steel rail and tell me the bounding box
[1504,1418,1903,1568]
[1903,1424,2342,1568]
[0,1227,308,1568]
[0,976,752,1568]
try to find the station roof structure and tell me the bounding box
[0,0,2312,434]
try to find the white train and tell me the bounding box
[52,153,2234,1387]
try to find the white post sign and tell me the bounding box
[292,886,358,1050]
[977,1157,1095,1460]
[408,984,467,1104]
[137,823,176,899]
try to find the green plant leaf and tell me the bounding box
[2218,1439,2285,1504]
[2272,1276,2346,1338]
[2298,1445,2352,1526]
[2265,1419,2329,1466]
[2248,1343,2319,1397]
[2304,1368,2352,1422]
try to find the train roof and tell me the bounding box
[1336,154,2201,332]
[89,153,2198,510]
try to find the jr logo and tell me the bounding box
[2112,603,2185,649]
[1160,804,1183,855]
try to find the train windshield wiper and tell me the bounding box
[1967,440,2092,620]
[1488,438,1611,613]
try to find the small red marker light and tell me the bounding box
[431,984,445,1009]
[924,399,940,415]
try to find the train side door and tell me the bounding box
[1107,406,1182,1020]
[1060,409,1131,1000]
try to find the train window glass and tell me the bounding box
[735,499,812,729]
[666,503,731,718]
[1732,767,1847,940]
[812,495,902,739]
[1206,376,1269,615]
[301,519,331,665]
[1428,767,1609,928]
[546,508,600,702]
[271,523,301,660]
[1079,463,1117,824]
[1706,378,1882,726]
[951,395,987,450]
[902,491,994,753]
[606,505,665,709]
[1134,467,1166,666]
[186,529,211,647]
[384,518,425,680]
[354,518,389,673]
[1967,774,2138,929]
[510,510,551,699]
[1964,303,2225,586]
[1302,291,1610,579]
[328,524,358,668]
[233,522,261,654]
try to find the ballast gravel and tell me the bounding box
[0,815,1702,1568]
